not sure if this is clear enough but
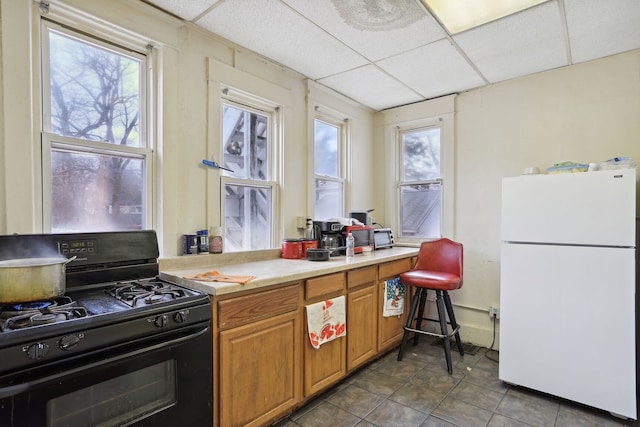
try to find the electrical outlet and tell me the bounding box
[489,306,500,319]
[296,216,306,229]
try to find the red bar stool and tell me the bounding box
[397,238,464,374]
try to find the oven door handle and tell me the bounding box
[0,325,210,399]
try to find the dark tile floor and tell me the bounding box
[273,337,639,427]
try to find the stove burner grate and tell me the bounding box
[106,279,187,307]
[0,296,88,331]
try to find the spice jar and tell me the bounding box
[209,227,223,254]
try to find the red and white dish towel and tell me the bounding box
[306,296,346,349]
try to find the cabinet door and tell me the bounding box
[378,258,412,351]
[347,284,377,371]
[219,311,301,427]
[304,274,347,397]
[303,332,346,397]
[377,283,409,351]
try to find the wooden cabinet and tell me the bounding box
[217,285,302,427]
[346,266,377,371]
[303,272,346,397]
[377,257,413,352]
[211,253,415,426]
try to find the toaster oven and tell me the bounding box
[374,228,394,249]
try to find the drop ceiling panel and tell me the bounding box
[377,39,486,99]
[318,65,423,111]
[453,1,568,83]
[281,0,446,61]
[145,0,220,21]
[140,0,640,111]
[564,0,640,64]
[195,0,369,80]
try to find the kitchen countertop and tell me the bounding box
[160,247,418,296]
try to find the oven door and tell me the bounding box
[0,323,212,427]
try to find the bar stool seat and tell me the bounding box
[400,270,460,289]
[397,238,464,374]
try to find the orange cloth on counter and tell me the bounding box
[183,270,255,285]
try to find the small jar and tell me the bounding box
[197,229,209,254]
[209,227,223,254]
[183,234,198,255]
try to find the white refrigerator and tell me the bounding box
[499,168,638,420]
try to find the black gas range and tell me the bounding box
[0,231,213,427]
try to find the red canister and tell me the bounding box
[281,239,303,259]
[301,239,318,258]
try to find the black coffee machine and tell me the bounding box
[313,221,344,256]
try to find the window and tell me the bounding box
[398,127,442,239]
[221,100,276,251]
[314,117,346,220]
[41,20,152,233]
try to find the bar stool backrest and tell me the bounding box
[413,238,464,287]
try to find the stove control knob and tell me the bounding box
[174,311,187,323]
[154,314,168,328]
[26,342,49,360]
[59,334,81,351]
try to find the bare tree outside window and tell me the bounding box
[44,26,148,232]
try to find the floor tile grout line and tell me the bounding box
[274,338,636,427]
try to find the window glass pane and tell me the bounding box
[402,128,440,181]
[48,30,142,146]
[399,182,441,238]
[224,184,272,251]
[51,149,144,232]
[222,104,268,180]
[314,179,343,220]
[314,120,339,177]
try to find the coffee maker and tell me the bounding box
[313,221,344,256]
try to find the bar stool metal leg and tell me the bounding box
[443,290,464,356]
[397,287,422,361]
[413,288,428,346]
[435,290,453,374]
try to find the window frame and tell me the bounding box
[38,11,157,233]
[219,89,279,252]
[397,124,443,240]
[383,101,455,245]
[313,108,349,220]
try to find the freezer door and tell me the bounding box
[501,169,636,246]
[499,243,636,419]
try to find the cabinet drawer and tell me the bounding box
[379,258,412,280]
[306,272,345,300]
[347,266,376,289]
[218,284,300,329]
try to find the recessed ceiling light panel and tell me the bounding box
[422,0,549,34]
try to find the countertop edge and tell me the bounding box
[160,247,418,296]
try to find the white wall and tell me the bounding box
[449,49,639,347]
[374,49,640,347]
